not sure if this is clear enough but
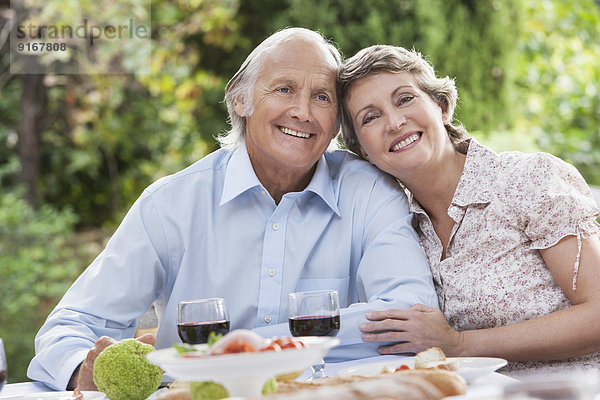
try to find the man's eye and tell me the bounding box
[278,87,290,93]
[316,94,329,102]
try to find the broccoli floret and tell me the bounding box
[189,381,229,400]
[93,339,163,400]
[262,377,278,394]
[188,378,277,400]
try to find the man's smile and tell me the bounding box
[279,126,312,139]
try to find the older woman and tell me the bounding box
[338,45,600,375]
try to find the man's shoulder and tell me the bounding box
[325,150,391,181]
[325,150,407,204]
[145,148,231,194]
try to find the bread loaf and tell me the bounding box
[258,368,467,399]
[414,347,460,371]
[394,368,467,396]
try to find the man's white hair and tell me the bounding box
[217,27,342,150]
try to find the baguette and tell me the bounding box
[259,368,467,399]
[258,373,444,400]
[394,368,467,397]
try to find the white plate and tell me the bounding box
[0,392,106,400]
[147,336,339,397]
[336,356,507,383]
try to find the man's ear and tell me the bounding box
[233,96,247,117]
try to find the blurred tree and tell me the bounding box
[0,187,81,383]
[1,0,244,226]
[515,0,600,185]
[0,0,48,207]
[17,73,46,207]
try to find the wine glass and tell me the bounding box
[288,290,340,380]
[177,298,230,344]
[0,337,6,393]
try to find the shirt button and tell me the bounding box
[268,268,276,277]
[264,315,272,323]
[272,223,280,231]
[261,190,267,196]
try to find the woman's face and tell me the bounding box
[346,71,451,179]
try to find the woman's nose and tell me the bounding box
[386,111,406,132]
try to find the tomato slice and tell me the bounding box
[260,342,282,352]
[395,364,411,371]
[221,339,257,354]
[273,337,304,349]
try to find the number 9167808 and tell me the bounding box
[17,42,67,53]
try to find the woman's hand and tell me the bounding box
[360,304,464,356]
[71,333,157,391]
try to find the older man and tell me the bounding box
[27,27,437,391]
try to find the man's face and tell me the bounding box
[235,38,338,181]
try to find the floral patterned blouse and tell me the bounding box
[407,138,600,376]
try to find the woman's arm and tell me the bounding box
[361,233,600,360]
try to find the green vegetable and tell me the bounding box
[172,332,221,355]
[173,343,197,354]
[207,332,223,347]
[262,377,278,394]
[188,378,277,400]
[93,339,163,400]
[189,381,229,400]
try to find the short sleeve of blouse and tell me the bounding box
[513,153,600,249]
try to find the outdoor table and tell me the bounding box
[0,354,516,398]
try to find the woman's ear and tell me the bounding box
[440,102,451,125]
[233,96,247,117]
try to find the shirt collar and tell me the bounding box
[220,142,263,206]
[452,137,501,207]
[407,137,501,213]
[305,153,341,217]
[220,142,341,216]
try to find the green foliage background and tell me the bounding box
[0,0,598,384]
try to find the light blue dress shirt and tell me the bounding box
[27,142,437,390]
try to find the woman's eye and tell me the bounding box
[398,95,414,106]
[362,115,377,125]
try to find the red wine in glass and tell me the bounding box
[177,298,229,344]
[288,290,340,380]
[289,315,340,337]
[177,320,230,344]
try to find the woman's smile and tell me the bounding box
[389,131,422,152]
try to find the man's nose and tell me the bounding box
[289,95,311,121]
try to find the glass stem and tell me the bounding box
[309,358,327,380]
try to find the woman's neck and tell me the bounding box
[403,148,466,221]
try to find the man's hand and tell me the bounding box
[71,333,157,391]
